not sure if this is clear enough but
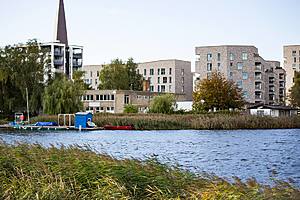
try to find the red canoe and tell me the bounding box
[103,125,135,130]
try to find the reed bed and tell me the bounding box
[30,113,300,130]
[0,143,298,200]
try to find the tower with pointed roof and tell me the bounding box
[42,0,83,79]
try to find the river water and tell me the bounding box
[0,129,299,186]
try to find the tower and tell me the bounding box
[56,0,68,46]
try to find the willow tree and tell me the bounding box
[149,94,176,114]
[43,72,85,115]
[193,72,244,112]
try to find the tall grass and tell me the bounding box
[0,143,298,199]
[30,113,300,130]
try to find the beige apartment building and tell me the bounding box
[82,90,186,114]
[82,65,104,89]
[283,45,300,103]
[195,45,286,105]
[137,59,193,100]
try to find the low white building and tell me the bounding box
[176,101,193,112]
[248,105,298,117]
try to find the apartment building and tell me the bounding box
[82,90,186,114]
[137,59,193,100]
[82,65,104,89]
[195,45,286,105]
[283,45,300,103]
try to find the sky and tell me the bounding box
[0,0,299,69]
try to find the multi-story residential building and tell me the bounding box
[82,65,104,89]
[82,90,186,114]
[137,59,193,100]
[283,45,300,103]
[195,45,286,105]
[42,0,83,79]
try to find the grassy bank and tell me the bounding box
[0,143,298,200]
[31,113,300,130]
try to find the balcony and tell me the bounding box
[54,60,64,65]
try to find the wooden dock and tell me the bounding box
[0,124,103,131]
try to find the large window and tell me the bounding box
[237,62,243,70]
[161,68,166,75]
[150,68,154,75]
[242,53,248,60]
[207,53,212,61]
[207,63,212,71]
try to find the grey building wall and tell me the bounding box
[195,45,286,105]
[81,65,104,89]
[283,45,300,104]
[137,59,193,100]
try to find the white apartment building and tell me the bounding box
[82,65,104,89]
[137,59,193,100]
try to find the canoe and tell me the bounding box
[103,125,135,130]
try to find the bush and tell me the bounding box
[149,94,176,114]
[123,104,139,113]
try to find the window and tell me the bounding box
[111,94,115,101]
[207,63,212,71]
[95,79,98,85]
[294,57,297,63]
[207,72,212,79]
[257,110,264,116]
[161,85,166,92]
[182,86,185,93]
[237,62,243,70]
[158,68,160,75]
[292,51,296,56]
[181,69,184,75]
[237,80,243,89]
[104,95,107,100]
[181,77,184,84]
[207,53,212,61]
[229,53,234,61]
[100,95,103,100]
[169,85,172,92]
[230,62,233,67]
[150,85,154,92]
[90,71,93,77]
[242,52,248,60]
[96,107,100,112]
[157,85,160,92]
[90,79,92,84]
[255,82,262,90]
[242,72,248,80]
[229,72,233,79]
[144,69,147,76]
[161,68,166,75]
[124,95,130,104]
[163,77,167,83]
[150,68,154,75]
[107,107,110,111]
[137,69,139,74]
[169,68,172,75]
[111,107,115,111]
[217,63,221,71]
[217,53,221,61]
[243,91,249,99]
[169,77,172,83]
[97,71,99,77]
[157,77,160,84]
[96,95,100,100]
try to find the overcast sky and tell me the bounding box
[0,0,299,69]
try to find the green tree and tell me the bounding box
[193,72,244,112]
[289,72,300,107]
[0,39,49,115]
[98,58,143,90]
[149,94,176,114]
[123,104,139,113]
[43,73,84,114]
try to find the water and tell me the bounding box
[0,129,299,186]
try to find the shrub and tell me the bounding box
[123,104,139,113]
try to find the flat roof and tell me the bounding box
[138,59,191,64]
[195,45,257,48]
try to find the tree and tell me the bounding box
[0,39,49,115]
[124,104,139,113]
[193,72,244,112]
[98,58,143,90]
[149,94,176,114]
[43,73,85,114]
[289,72,300,107]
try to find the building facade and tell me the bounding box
[82,65,104,89]
[82,90,186,114]
[42,0,83,79]
[283,45,300,103]
[137,59,193,100]
[195,45,286,105]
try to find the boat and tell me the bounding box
[103,124,135,130]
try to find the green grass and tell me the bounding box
[0,143,299,200]
[29,113,300,130]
